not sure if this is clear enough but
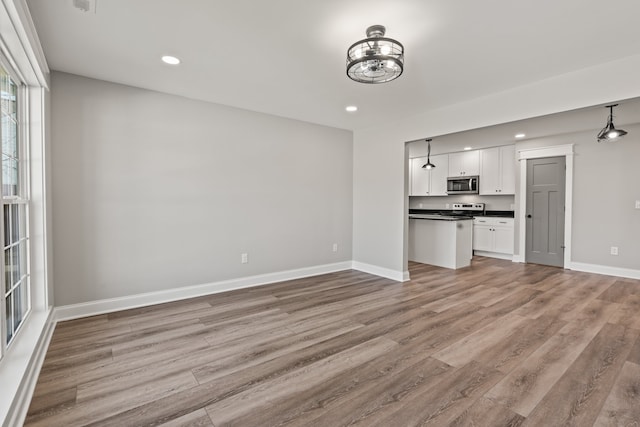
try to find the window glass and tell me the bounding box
[1,63,30,351]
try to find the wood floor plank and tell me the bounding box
[192,319,364,384]
[608,294,640,330]
[25,257,640,427]
[471,314,567,374]
[24,386,77,424]
[593,361,640,426]
[367,360,504,426]
[484,299,620,416]
[596,279,640,303]
[432,313,531,367]
[156,409,213,427]
[522,323,639,426]
[26,371,198,426]
[448,397,525,427]
[301,356,452,426]
[628,335,640,365]
[203,337,398,426]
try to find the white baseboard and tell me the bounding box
[352,261,408,282]
[1,308,56,427]
[474,250,514,261]
[402,270,410,281]
[512,254,525,263]
[569,262,640,280]
[55,261,352,321]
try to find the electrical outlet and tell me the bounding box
[635,200,640,209]
[241,253,248,264]
[610,246,618,256]
[332,243,338,252]
[419,203,423,208]
[445,203,450,209]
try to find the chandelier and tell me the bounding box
[346,25,404,84]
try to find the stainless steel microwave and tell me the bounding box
[447,176,479,194]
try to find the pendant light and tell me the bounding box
[346,25,404,84]
[597,104,628,142]
[422,139,436,169]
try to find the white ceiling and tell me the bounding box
[25,0,640,131]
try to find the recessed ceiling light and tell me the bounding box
[345,105,358,112]
[161,55,181,65]
[463,146,472,151]
[515,133,526,139]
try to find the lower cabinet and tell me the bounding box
[473,217,514,258]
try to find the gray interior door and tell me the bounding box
[525,156,566,267]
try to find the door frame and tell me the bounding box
[514,144,574,267]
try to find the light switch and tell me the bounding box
[635,200,640,209]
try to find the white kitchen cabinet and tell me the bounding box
[472,223,494,251]
[409,154,448,196]
[479,145,516,195]
[410,157,429,196]
[448,150,479,177]
[473,217,514,259]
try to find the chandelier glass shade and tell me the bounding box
[597,104,628,142]
[346,25,404,84]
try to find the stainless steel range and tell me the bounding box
[450,203,485,217]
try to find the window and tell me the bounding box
[0,62,30,358]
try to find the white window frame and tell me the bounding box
[0,60,31,357]
[0,0,51,424]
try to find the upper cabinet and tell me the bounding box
[430,154,449,195]
[448,150,479,177]
[479,145,516,195]
[409,154,448,196]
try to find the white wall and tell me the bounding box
[353,53,640,276]
[51,72,353,306]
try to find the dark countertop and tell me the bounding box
[408,209,514,218]
[483,210,515,218]
[409,214,473,221]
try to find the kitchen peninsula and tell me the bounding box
[408,214,472,269]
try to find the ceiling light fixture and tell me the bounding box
[345,105,358,112]
[422,139,436,169]
[515,133,526,139]
[597,104,628,142]
[346,25,404,84]
[463,146,472,151]
[161,55,181,65]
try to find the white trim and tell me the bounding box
[0,0,49,87]
[0,308,55,427]
[352,261,408,282]
[55,262,352,321]
[517,144,574,267]
[473,250,513,261]
[569,262,640,280]
[512,254,525,263]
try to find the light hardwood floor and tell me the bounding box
[25,257,640,426]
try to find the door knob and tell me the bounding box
[527,214,532,218]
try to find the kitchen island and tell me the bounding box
[408,214,473,269]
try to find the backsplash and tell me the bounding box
[409,194,515,211]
